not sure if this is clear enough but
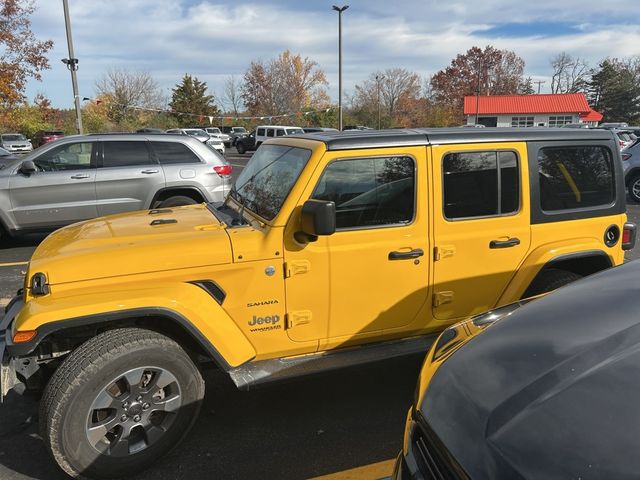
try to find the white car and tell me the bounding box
[166,128,225,155]
[203,127,231,146]
[0,133,33,154]
[254,125,304,147]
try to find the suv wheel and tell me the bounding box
[629,173,640,203]
[40,328,205,479]
[236,143,246,154]
[157,196,199,208]
[524,268,582,297]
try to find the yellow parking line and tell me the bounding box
[309,459,395,480]
[0,261,28,267]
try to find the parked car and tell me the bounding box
[200,127,231,145]
[235,130,257,154]
[254,125,304,147]
[32,130,65,147]
[166,128,225,154]
[302,127,339,133]
[622,139,640,202]
[394,258,640,480]
[135,128,165,134]
[343,125,374,130]
[0,146,17,163]
[0,133,33,154]
[218,126,249,146]
[0,127,632,478]
[0,133,232,240]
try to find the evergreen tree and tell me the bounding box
[588,60,640,123]
[170,74,219,126]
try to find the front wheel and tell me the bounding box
[157,195,198,208]
[40,328,205,479]
[236,143,246,154]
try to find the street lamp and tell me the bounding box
[332,5,348,131]
[376,74,385,130]
[62,0,83,134]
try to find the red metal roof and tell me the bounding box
[463,93,592,115]
[580,109,603,122]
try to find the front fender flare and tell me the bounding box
[10,283,257,370]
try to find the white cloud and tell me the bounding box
[23,0,640,109]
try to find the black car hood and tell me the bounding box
[420,260,640,480]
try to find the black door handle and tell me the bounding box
[389,248,424,260]
[490,237,520,249]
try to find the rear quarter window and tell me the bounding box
[151,141,201,164]
[538,146,614,211]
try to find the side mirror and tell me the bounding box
[295,199,336,243]
[19,160,37,176]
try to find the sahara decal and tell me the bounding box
[247,299,279,308]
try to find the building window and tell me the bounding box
[548,115,573,127]
[511,116,534,127]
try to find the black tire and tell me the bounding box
[40,328,205,479]
[236,143,246,154]
[524,268,582,297]
[157,195,198,208]
[629,173,640,203]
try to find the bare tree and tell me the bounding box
[352,69,421,121]
[241,50,329,116]
[95,68,165,122]
[223,75,243,116]
[550,52,589,94]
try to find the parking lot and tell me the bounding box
[0,149,639,480]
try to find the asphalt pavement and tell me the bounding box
[0,149,639,479]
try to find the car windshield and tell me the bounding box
[285,128,304,135]
[185,129,207,137]
[209,128,221,134]
[2,134,26,141]
[230,144,311,221]
[233,127,247,133]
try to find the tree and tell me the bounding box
[550,52,589,94]
[518,77,536,95]
[351,69,421,127]
[222,75,244,117]
[241,50,329,116]
[95,68,165,125]
[169,74,219,126]
[588,59,640,123]
[429,46,526,123]
[0,0,53,107]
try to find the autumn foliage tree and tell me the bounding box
[241,50,329,117]
[429,46,527,124]
[0,0,53,108]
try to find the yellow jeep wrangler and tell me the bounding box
[0,128,635,478]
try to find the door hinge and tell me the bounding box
[285,310,312,329]
[433,291,454,307]
[284,260,311,278]
[434,245,456,261]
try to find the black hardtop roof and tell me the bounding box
[293,127,615,151]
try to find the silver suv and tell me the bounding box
[0,133,232,239]
[623,139,640,202]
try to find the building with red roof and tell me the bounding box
[463,93,602,127]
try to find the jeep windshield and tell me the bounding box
[229,144,311,221]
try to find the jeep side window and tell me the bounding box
[276,129,285,136]
[312,156,415,229]
[33,142,94,172]
[151,141,201,164]
[102,141,154,168]
[267,129,275,137]
[538,146,614,211]
[257,128,265,136]
[443,151,519,219]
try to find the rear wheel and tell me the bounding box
[629,173,640,203]
[236,143,246,154]
[40,328,205,479]
[524,268,582,297]
[157,195,198,208]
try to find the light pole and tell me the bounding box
[332,5,348,131]
[474,58,483,125]
[62,0,83,134]
[376,74,385,129]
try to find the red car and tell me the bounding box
[33,130,65,147]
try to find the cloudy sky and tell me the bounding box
[25,0,640,109]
